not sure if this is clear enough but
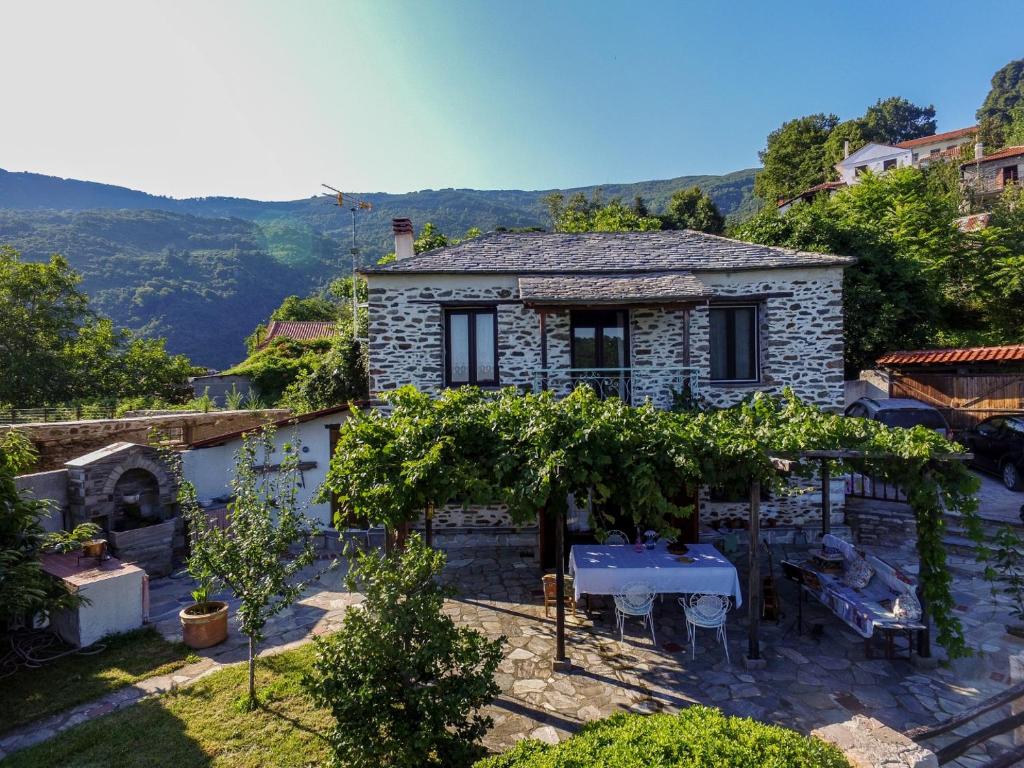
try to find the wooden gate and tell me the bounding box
[890,372,1024,432]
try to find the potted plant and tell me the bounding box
[45,522,105,558]
[986,525,1024,637]
[179,569,229,649]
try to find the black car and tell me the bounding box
[844,397,951,438]
[961,415,1024,491]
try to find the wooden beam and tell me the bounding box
[934,709,1024,765]
[553,505,570,671]
[769,456,797,472]
[747,480,761,660]
[977,743,1024,768]
[906,680,1024,740]
[798,449,972,462]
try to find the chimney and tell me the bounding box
[843,140,850,159]
[392,218,414,260]
[975,142,984,160]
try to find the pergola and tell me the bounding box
[550,448,971,671]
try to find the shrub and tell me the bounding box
[474,707,850,768]
[305,535,505,768]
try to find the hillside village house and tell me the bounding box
[961,145,1024,205]
[777,125,978,212]
[360,220,854,534]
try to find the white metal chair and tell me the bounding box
[603,529,630,545]
[679,594,731,663]
[614,581,656,645]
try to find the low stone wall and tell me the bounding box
[14,469,68,532]
[844,498,916,546]
[2,409,289,471]
[813,715,936,768]
[701,476,847,529]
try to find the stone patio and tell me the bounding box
[3,537,1023,765]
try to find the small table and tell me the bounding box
[41,553,146,647]
[568,543,742,605]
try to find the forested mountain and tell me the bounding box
[0,167,758,368]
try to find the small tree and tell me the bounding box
[176,427,331,706]
[305,534,504,768]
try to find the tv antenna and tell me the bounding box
[321,184,372,339]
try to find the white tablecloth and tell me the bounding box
[568,543,742,606]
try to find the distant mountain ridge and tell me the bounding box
[0,167,760,368]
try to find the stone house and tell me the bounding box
[961,145,1024,207]
[363,220,852,412]
[359,220,854,534]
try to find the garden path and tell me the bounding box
[1,540,1020,767]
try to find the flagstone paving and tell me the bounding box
[2,540,1022,766]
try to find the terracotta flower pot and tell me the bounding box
[82,539,107,559]
[180,601,229,649]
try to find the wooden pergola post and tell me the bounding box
[553,504,571,671]
[746,480,762,662]
[820,458,831,537]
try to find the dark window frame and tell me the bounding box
[883,158,898,171]
[709,304,760,384]
[443,306,499,387]
[569,309,631,370]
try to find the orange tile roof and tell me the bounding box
[877,344,1024,366]
[896,126,977,149]
[961,145,1024,166]
[260,320,337,347]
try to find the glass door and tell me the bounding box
[570,310,629,400]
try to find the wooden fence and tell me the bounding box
[890,372,1024,432]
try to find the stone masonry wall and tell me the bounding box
[367,267,846,410]
[2,409,289,472]
[690,268,845,410]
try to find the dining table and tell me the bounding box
[568,542,743,605]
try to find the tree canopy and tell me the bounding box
[660,187,725,233]
[978,58,1024,148]
[325,384,981,656]
[735,166,1024,373]
[544,191,662,233]
[859,96,937,145]
[0,246,196,408]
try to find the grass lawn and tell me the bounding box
[1,644,333,768]
[0,627,194,736]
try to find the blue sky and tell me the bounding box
[1,0,1021,200]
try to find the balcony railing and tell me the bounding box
[529,366,700,409]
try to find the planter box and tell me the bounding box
[109,518,176,577]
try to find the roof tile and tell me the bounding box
[877,344,1024,366]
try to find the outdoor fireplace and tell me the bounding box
[65,442,179,576]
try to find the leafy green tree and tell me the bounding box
[735,168,964,374]
[661,187,725,233]
[270,294,338,322]
[278,336,368,413]
[822,119,869,176]
[631,195,650,217]
[175,428,330,706]
[972,185,1024,342]
[0,246,195,408]
[547,194,661,233]
[227,336,334,404]
[306,535,504,768]
[0,432,81,631]
[978,58,1024,148]
[754,113,839,203]
[859,96,937,145]
[0,247,90,407]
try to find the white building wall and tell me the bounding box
[181,412,347,529]
[836,144,913,185]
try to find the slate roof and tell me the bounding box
[518,272,712,304]
[361,230,853,275]
[877,344,1024,367]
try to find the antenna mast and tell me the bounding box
[321,184,372,339]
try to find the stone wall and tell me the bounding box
[702,475,847,529]
[2,409,289,471]
[366,266,846,411]
[844,498,916,546]
[14,469,68,533]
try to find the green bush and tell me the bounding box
[475,707,850,768]
[305,535,505,768]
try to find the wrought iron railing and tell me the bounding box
[529,366,700,409]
